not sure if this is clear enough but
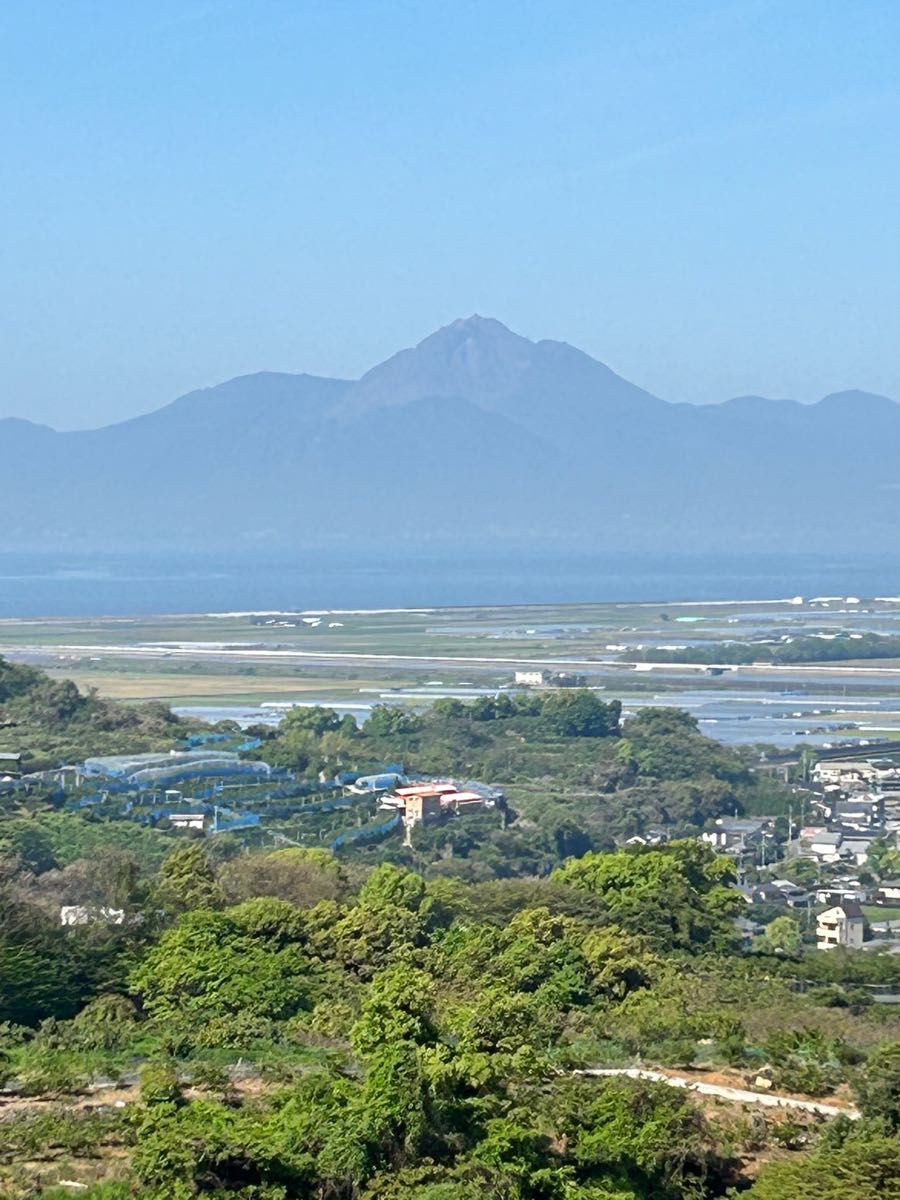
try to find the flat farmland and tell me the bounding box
[5,597,900,746]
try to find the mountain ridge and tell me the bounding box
[1,316,897,554]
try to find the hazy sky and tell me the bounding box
[2,0,899,429]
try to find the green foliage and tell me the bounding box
[745,1127,900,1199]
[0,1105,125,1165]
[130,906,309,1036]
[140,1059,183,1106]
[558,1077,718,1199]
[854,1042,900,1130]
[219,846,347,908]
[352,964,437,1059]
[757,915,803,956]
[71,992,141,1050]
[249,689,790,871]
[0,654,186,769]
[364,705,423,739]
[552,842,740,951]
[631,631,900,668]
[0,664,896,1198]
[759,1027,854,1096]
[360,862,426,911]
[0,810,173,870]
[156,841,224,914]
[539,692,622,738]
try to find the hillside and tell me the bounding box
[2,316,898,553]
[0,657,185,773]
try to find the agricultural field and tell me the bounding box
[6,596,900,746]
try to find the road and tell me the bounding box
[11,640,900,681]
[1,641,621,673]
[576,1067,860,1119]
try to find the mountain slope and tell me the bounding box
[1,317,897,553]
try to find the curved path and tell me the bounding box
[576,1067,860,1119]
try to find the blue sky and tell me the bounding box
[1,0,898,428]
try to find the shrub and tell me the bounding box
[140,1060,182,1107]
[72,993,141,1051]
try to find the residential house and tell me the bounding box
[812,760,875,789]
[440,790,486,812]
[701,818,769,854]
[734,915,765,946]
[769,879,813,908]
[624,828,668,847]
[816,884,869,906]
[836,830,878,866]
[816,900,865,950]
[874,879,900,905]
[807,830,843,862]
[741,883,788,905]
[834,797,884,829]
[404,793,443,824]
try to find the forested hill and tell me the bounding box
[249,694,789,869]
[1,839,899,1197]
[0,664,899,1195]
[0,656,185,770]
[2,315,899,553]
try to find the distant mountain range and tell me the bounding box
[2,316,898,553]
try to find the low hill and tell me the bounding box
[0,657,185,772]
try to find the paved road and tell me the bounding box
[9,640,900,682]
[576,1067,860,1119]
[1,642,620,673]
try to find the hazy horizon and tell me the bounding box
[2,1,899,429]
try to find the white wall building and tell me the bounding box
[816,901,865,950]
[515,670,549,687]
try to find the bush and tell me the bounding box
[854,1042,900,1130]
[72,993,141,1051]
[654,1037,697,1069]
[16,1049,89,1097]
[140,1060,182,1107]
[772,1060,839,1098]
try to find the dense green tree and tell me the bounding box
[558,1077,720,1199]
[854,1042,900,1131]
[130,906,308,1033]
[758,915,803,956]
[552,844,739,951]
[219,845,347,908]
[360,862,426,911]
[365,705,423,738]
[540,692,622,738]
[156,842,223,915]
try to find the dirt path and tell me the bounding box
[577,1067,860,1119]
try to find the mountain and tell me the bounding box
[1,316,898,553]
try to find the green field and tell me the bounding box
[6,600,900,742]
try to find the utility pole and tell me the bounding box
[787,800,793,858]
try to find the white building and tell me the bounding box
[807,830,843,862]
[60,905,125,926]
[515,670,550,687]
[168,813,206,831]
[816,900,865,950]
[815,884,868,905]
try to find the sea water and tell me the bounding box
[1,549,899,618]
